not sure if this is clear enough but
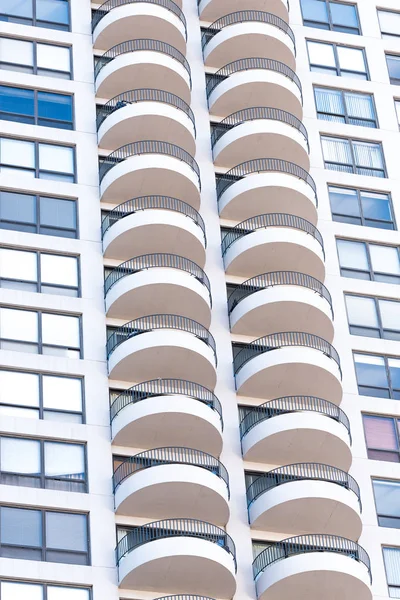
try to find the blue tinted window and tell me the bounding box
[36,0,69,27]
[331,2,358,27]
[0,87,34,124]
[0,0,32,19]
[301,0,329,24]
[301,0,360,34]
[0,0,69,30]
[37,92,73,129]
[0,87,73,130]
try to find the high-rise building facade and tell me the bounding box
[2,0,400,599]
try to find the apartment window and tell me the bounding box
[337,239,400,282]
[0,86,73,130]
[355,354,400,399]
[315,88,376,127]
[346,295,400,339]
[0,191,78,238]
[0,38,72,79]
[301,0,360,34]
[1,581,90,600]
[0,506,89,564]
[307,41,368,79]
[395,101,400,129]
[373,480,400,528]
[321,136,385,177]
[384,547,400,597]
[0,370,84,422]
[0,248,79,296]
[0,0,70,30]
[0,437,86,492]
[363,415,400,462]
[386,55,400,86]
[0,138,75,182]
[378,10,400,39]
[0,308,81,358]
[329,186,395,229]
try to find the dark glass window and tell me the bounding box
[387,54,400,86]
[0,0,70,31]
[307,40,368,79]
[373,479,400,528]
[363,415,400,462]
[301,0,360,34]
[346,295,400,340]
[0,86,74,129]
[356,355,400,399]
[329,186,395,229]
[321,136,386,178]
[315,87,377,127]
[337,239,400,283]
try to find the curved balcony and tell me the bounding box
[228,271,333,341]
[107,315,217,388]
[97,89,196,154]
[234,333,342,403]
[102,196,206,264]
[247,464,362,540]
[117,519,237,596]
[202,11,295,70]
[253,535,372,600]
[240,396,351,470]
[99,141,200,207]
[212,108,309,170]
[207,58,302,120]
[111,378,223,454]
[105,253,212,326]
[95,39,191,102]
[114,447,229,524]
[92,0,187,55]
[198,0,289,23]
[222,214,325,280]
[217,158,317,224]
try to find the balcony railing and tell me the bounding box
[92,0,187,33]
[227,271,332,315]
[94,39,191,82]
[99,140,200,186]
[106,314,216,360]
[216,158,316,200]
[201,10,295,51]
[211,106,308,149]
[116,518,237,569]
[221,213,324,257]
[206,57,301,99]
[239,395,350,442]
[246,463,361,510]
[96,88,195,132]
[104,253,211,305]
[252,534,371,582]
[113,446,229,495]
[101,195,206,245]
[233,332,341,376]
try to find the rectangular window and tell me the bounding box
[1,581,90,600]
[0,138,75,182]
[0,86,73,129]
[0,0,70,30]
[0,506,89,564]
[329,186,395,229]
[301,0,360,34]
[0,436,86,492]
[346,295,400,340]
[383,547,400,597]
[0,38,72,79]
[337,239,400,283]
[355,354,400,399]
[378,10,400,39]
[395,101,400,129]
[315,88,377,127]
[321,136,386,177]
[373,479,400,528]
[387,55,400,86]
[363,415,400,462]
[0,307,82,358]
[307,40,368,79]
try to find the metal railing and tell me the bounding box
[99,140,200,186]
[110,378,223,427]
[92,0,186,32]
[96,88,195,132]
[101,195,206,245]
[94,39,191,82]
[206,57,301,98]
[233,332,341,376]
[246,463,361,510]
[107,314,216,360]
[211,106,308,149]
[239,395,350,442]
[201,11,295,51]
[221,213,324,257]
[104,253,211,305]
[113,447,229,495]
[252,534,371,582]
[227,271,332,316]
[116,518,237,569]
[216,158,315,200]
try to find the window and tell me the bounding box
[0,308,81,357]
[0,370,84,422]
[337,239,400,283]
[373,480,400,528]
[378,10,400,39]
[321,136,386,177]
[355,354,400,399]
[0,86,73,129]
[0,0,70,30]
[0,506,89,564]
[329,186,394,229]
[387,55,400,86]
[0,191,78,238]
[383,547,400,597]
[315,88,376,127]
[1,581,90,600]
[0,138,75,182]
[0,437,86,492]
[0,38,71,79]
[346,295,400,340]
[363,415,400,462]
[395,101,400,129]
[301,0,359,33]
[307,41,368,79]
[0,248,79,296]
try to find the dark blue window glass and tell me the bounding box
[0,87,73,130]
[0,0,33,20]
[37,92,73,129]
[0,87,34,124]
[0,0,69,30]
[329,186,395,229]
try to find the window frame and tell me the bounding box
[0,38,73,80]
[372,478,400,528]
[0,580,91,600]
[386,54,400,86]
[0,0,71,31]
[336,238,400,282]
[307,40,369,79]
[314,86,377,127]
[383,546,400,597]
[301,0,361,34]
[378,9,400,39]
[329,185,395,229]
[321,135,386,177]
[345,293,400,339]
[363,414,400,462]
[355,354,400,399]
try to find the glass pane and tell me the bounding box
[389,358,400,391]
[346,295,379,328]
[301,0,329,22]
[308,41,336,67]
[344,92,374,120]
[0,370,39,408]
[370,245,400,275]
[1,437,40,474]
[384,547,400,586]
[37,92,72,123]
[363,415,398,450]
[337,239,368,270]
[0,0,32,18]
[0,86,34,119]
[40,197,76,229]
[0,191,36,225]
[353,141,384,170]
[331,2,358,27]
[395,101,400,126]
[379,11,400,36]
[0,248,37,282]
[36,0,69,25]
[329,187,359,217]
[1,507,41,546]
[40,254,78,287]
[46,512,87,551]
[361,192,392,222]
[48,588,89,600]
[0,138,35,168]
[387,56,400,81]
[374,480,400,519]
[321,136,352,164]
[39,144,74,175]
[0,308,38,342]
[1,582,43,600]
[43,375,82,412]
[41,313,80,348]
[354,353,388,389]
[37,44,70,73]
[45,442,85,479]
[315,88,344,116]
[337,46,366,72]
[380,300,400,332]
[0,38,33,66]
